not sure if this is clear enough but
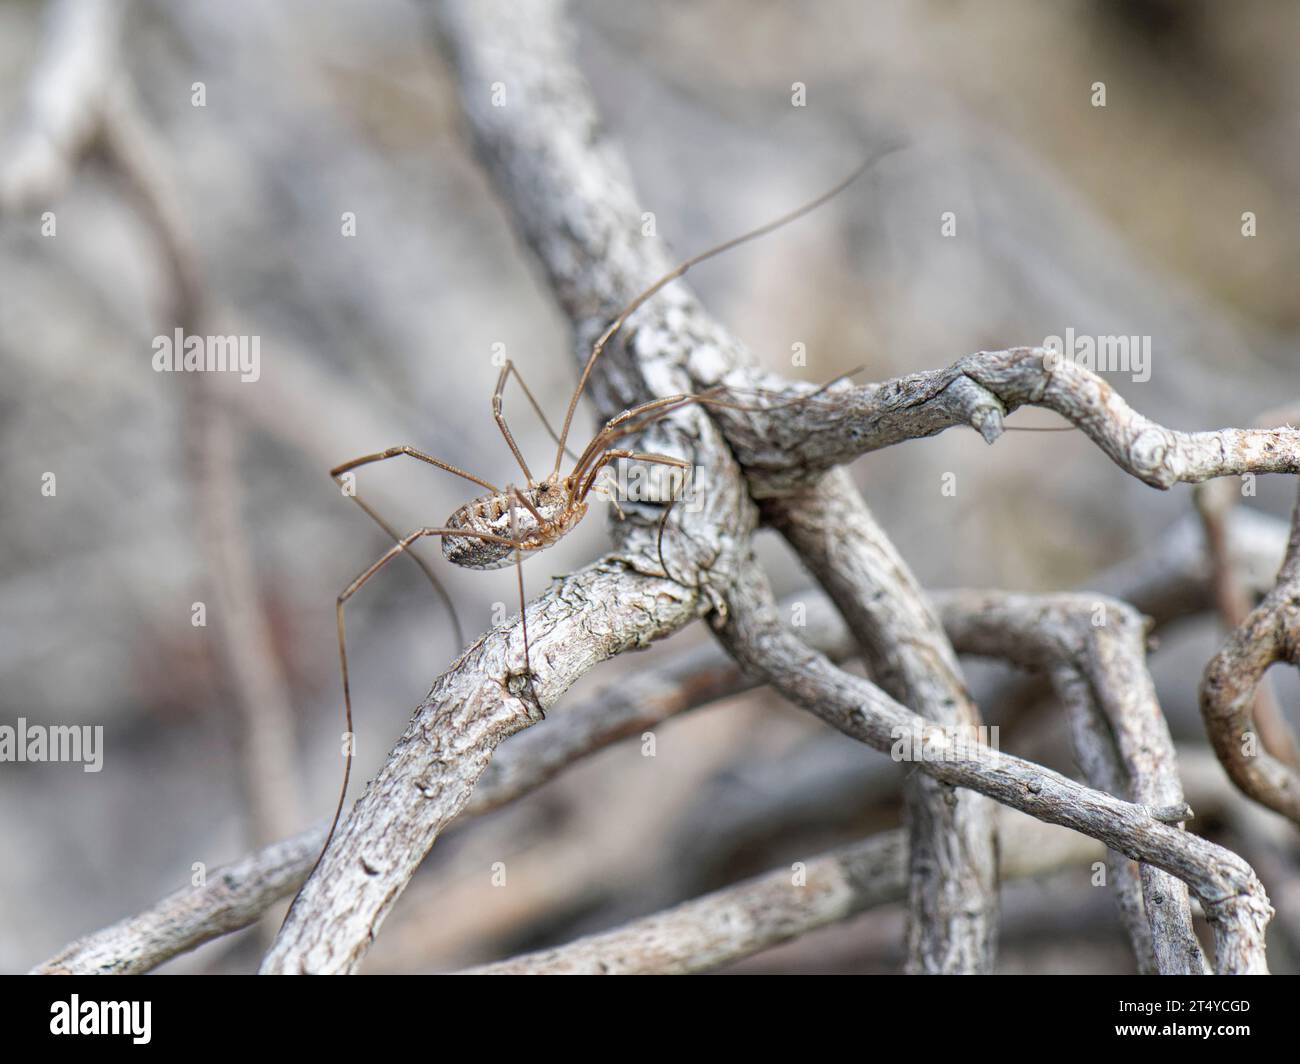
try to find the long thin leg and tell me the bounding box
[577,450,694,584]
[506,487,542,717]
[550,154,893,476]
[329,440,503,652]
[508,482,548,528]
[283,523,526,927]
[492,365,535,484]
[570,370,865,485]
[333,477,465,649]
[571,395,701,481]
[654,458,694,586]
[331,444,499,495]
[492,361,581,480]
[578,449,691,502]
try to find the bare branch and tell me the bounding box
[937,590,1206,974]
[259,559,722,972]
[1202,485,1300,825]
[467,810,1101,975]
[1194,402,1300,774]
[38,546,1273,974]
[1178,746,1300,960]
[714,555,1271,974]
[706,348,1300,495]
[36,627,753,974]
[36,622,762,974]
[33,831,325,976]
[764,470,997,973]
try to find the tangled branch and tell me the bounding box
[26,0,1293,977]
[263,0,1275,976]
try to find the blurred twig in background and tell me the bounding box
[1,0,301,854]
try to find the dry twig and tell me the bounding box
[261,0,1278,974]
[468,809,1099,975]
[25,0,1291,978]
[1202,485,1300,825]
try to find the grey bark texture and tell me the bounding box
[260,0,1274,975]
[468,808,1098,976]
[28,0,1291,977]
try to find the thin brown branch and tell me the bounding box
[1198,493,1293,767]
[3,0,304,851]
[97,79,303,848]
[1195,459,1299,771]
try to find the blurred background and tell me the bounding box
[2,0,1298,973]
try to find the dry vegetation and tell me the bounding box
[3,0,1300,975]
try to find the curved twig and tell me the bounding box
[937,590,1206,974]
[714,555,1271,974]
[702,348,1300,496]
[1201,485,1300,825]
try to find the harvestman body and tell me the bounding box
[301,159,886,893]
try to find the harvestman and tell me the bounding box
[297,155,1079,899]
[302,160,881,873]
